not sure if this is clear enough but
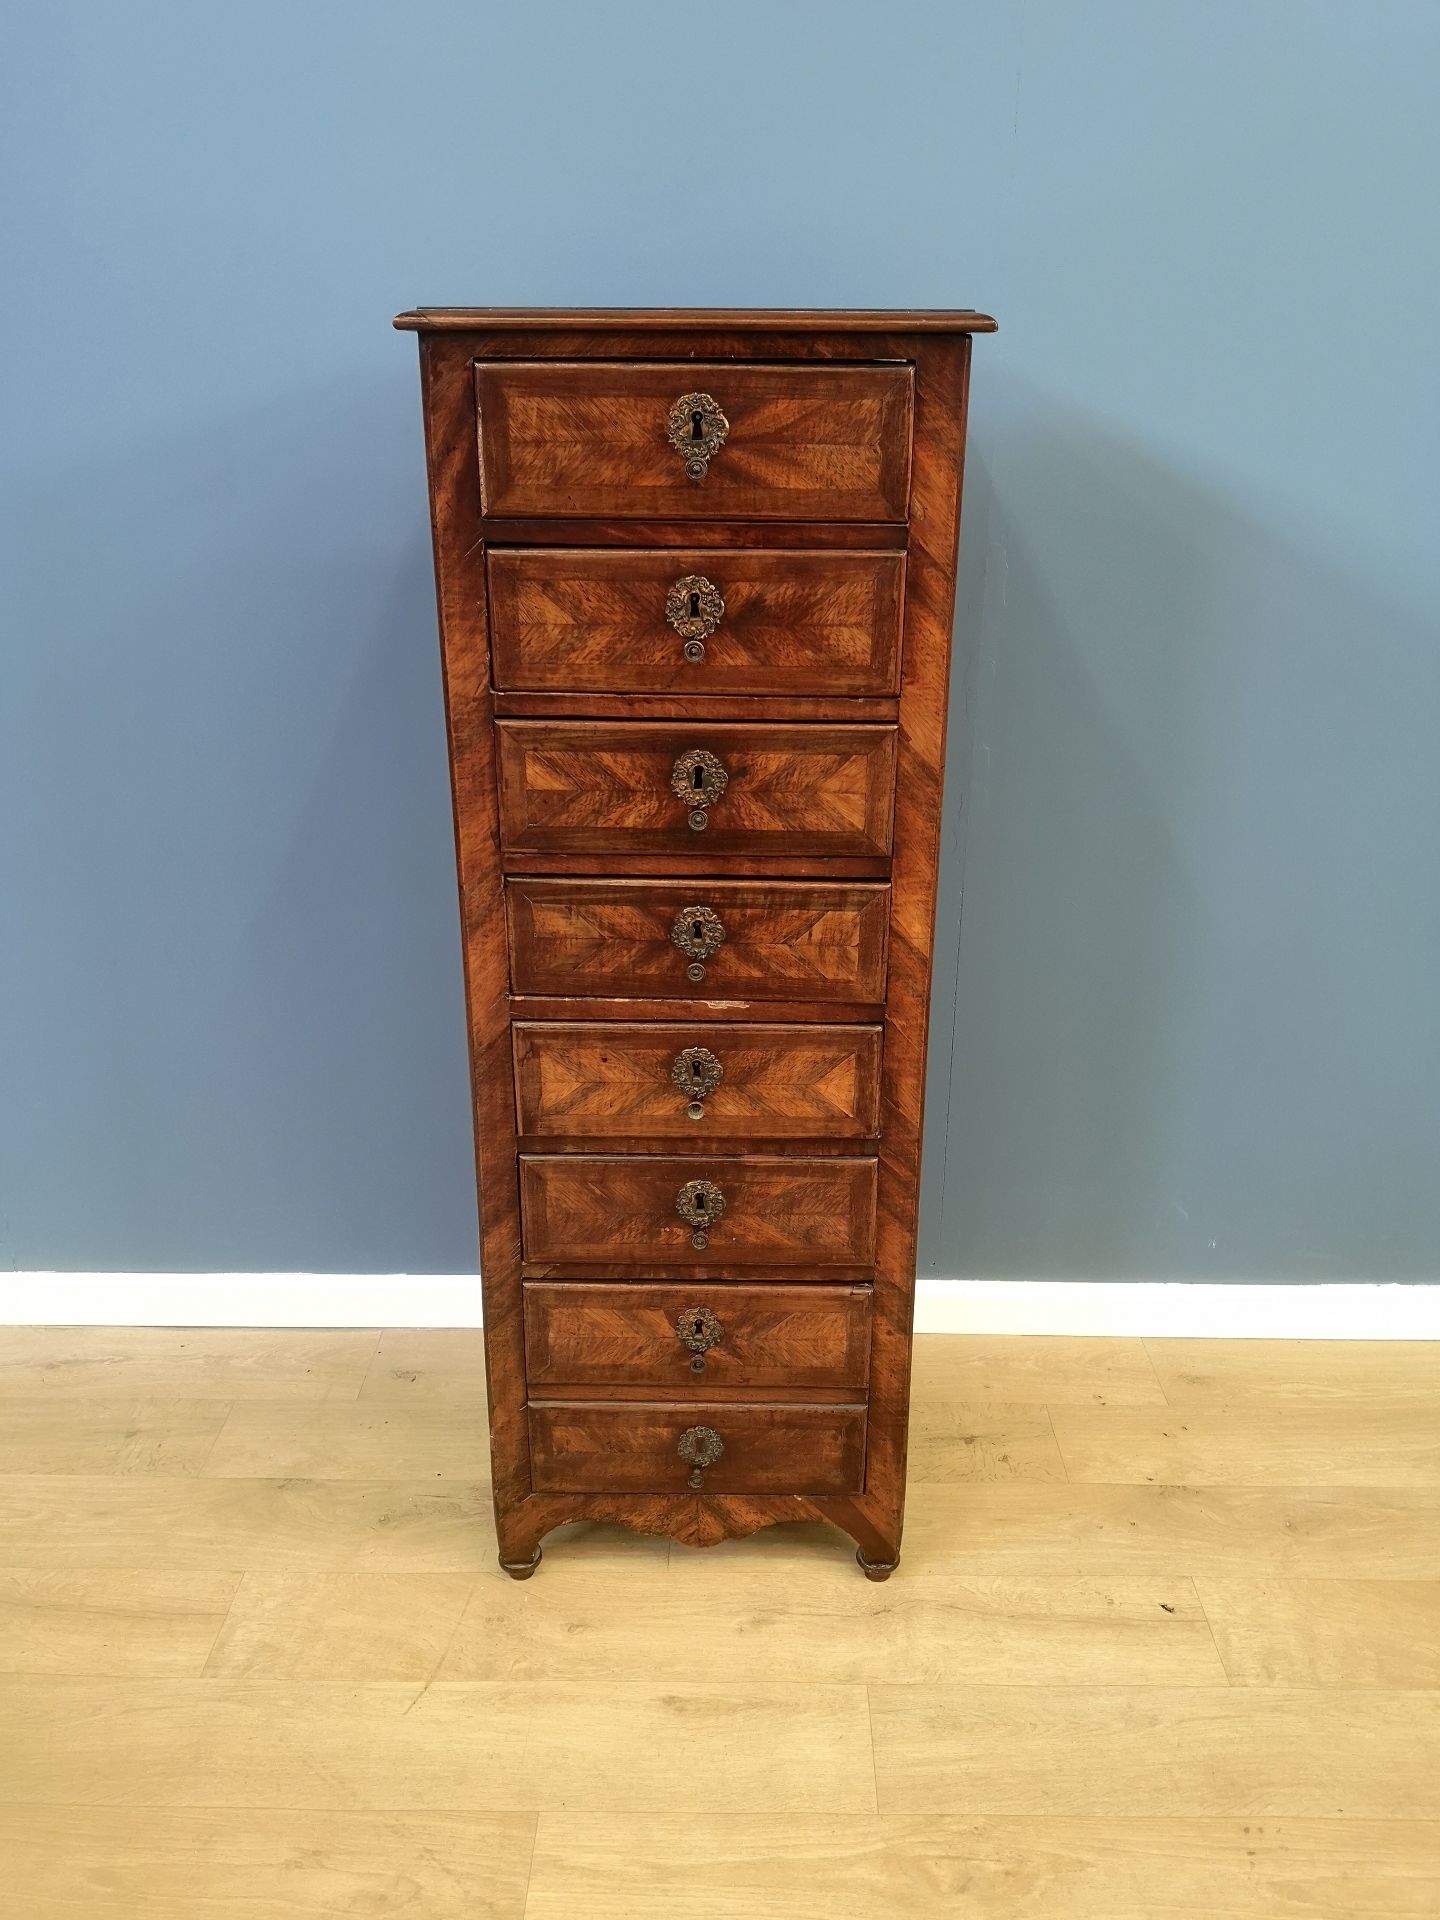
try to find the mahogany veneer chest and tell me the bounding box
[395,306,994,1577]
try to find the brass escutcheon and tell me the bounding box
[676,1423,724,1488]
[670,747,728,815]
[671,1045,723,1113]
[670,904,725,973]
[675,1178,725,1248]
[666,393,729,481]
[665,574,725,644]
[675,1305,723,1355]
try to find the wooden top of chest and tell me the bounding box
[393,306,997,334]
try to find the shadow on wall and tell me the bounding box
[4,370,479,1271]
[920,374,1440,1282]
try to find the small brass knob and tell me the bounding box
[677,1424,724,1487]
[666,394,729,482]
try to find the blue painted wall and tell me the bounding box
[3,1,1437,1279]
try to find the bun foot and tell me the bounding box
[500,1547,542,1581]
[856,1548,899,1582]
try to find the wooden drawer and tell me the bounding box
[496,721,896,861]
[528,1399,867,1493]
[505,878,890,1004]
[519,1154,877,1269]
[513,1022,883,1142]
[524,1283,872,1393]
[475,361,913,521]
[488,548,904,696]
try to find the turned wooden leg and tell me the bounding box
[855,1546,900,1582]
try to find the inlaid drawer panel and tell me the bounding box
[513,1021,883,1142]
[475,361,914,521]
[488,547,904,695]
[519,1154,878,1269]
[524,1282,872,1392]
[505,878,890,1004]
[496,721,896,860]
[528,1399,867,1494]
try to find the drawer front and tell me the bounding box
[488,548,904,696]
[506,879,889,1003]
[496,721,896,860]
[519,1155,877,1269]
[528,1399,867,1494]
[475,361,913,521]
[513,1022,883,1142]
[524,1283,872,1392]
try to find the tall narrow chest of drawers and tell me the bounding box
[395,306,994,1577]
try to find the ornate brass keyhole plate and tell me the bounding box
[671,1044,723,1121]
[665,574,725,646]
[670,747,728,810]
[675,1177,724,1248]
[666,392,729,481]
[671,748,728,831]
[675,1304,723,1358]
[676,1423,724,1487]
[670,904,725,964]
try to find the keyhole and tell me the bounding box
[691,1060,703,1081]
[690,408,705,441]
[688,590,701,619]
[694,1192,707,1217]
[691,919,704,941]
[692,764,706,790]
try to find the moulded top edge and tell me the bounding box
[393,306,997,333]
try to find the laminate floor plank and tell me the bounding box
[1197,1577,1440,1688]
[870,1684,1440,1818]
[0,1805,536,1919]
[909,1335,1166,1406]
[358,1328,489,1403]
[202,1571,480,1680]
[438,1563,1226,1685]
[1050,1406,1440,1488]
[0,1570,240,1676]
[1147,1338,1440,1409]
[0,1399,232,1476]
[0,1327,379,1402]
[0,1475,497,1571]
[904,1401,1069,1481]
[202,1402,491,1481]
[524,1811,1440,1920]
[0,1677,874,1814]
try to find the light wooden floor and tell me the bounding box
[0,1329,1437,1917]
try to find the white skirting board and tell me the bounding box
[2,1273,1438,1336]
